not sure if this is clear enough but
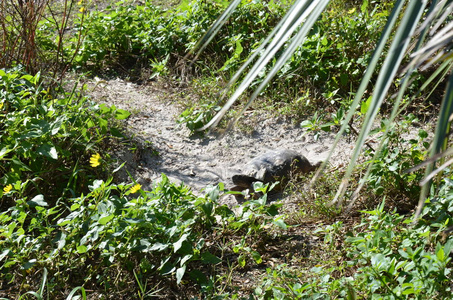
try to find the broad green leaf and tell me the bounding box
[360,96,372,115]
[0,250,11,262]
[36,144,58,160]
[114,109,131,120]
[55,232,67,250]
[160,260,175,276]
[27,194,48,207]
[97,117,108,132]
[0,147,13,159]
[11,159,32,171]
[149,242,168,251]
[402,284,415,295]
[98,214,115,225]
[251,251,262,264]
[204,184,220,202]
[173,233,189,252]
[70,203,81,211]
[220,39,243,71]
[89,180,103,191]
[201,252,222,264]
[188,269,208,285]
[272,218,287,230]
[77,245,88,254]
[436,247,445,262]
[176,265,186,284]
[50,115,65,135]
[371,253,386,270]
[99,103,112,114]
[180,254,193,266]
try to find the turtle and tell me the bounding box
[232,149,321,192]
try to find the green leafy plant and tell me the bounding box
[0,174,232,296]
[178,103,221,133]
[278,0,390,97]
[345,200,453,298]
[300,111,332,141]
[188,0,453,219]
[227,182,287,268]
[0,68,129,204]
[253,198,453,299]
[71,0,224,74]
[362,115,428,208]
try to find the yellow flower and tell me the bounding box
[0,102,3,109]
[90,153,101,167]
[129,183,142,193]
[348,8,356,14]
[80,7,85,13]
[3,184,12,194]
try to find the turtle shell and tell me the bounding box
[232,149,318,189]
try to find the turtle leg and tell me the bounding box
[228,184,255,202]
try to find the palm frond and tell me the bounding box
[198,0,330,130]
[329,0,428,205]
[416,71,453,218]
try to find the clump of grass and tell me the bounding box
[284,169,344,223]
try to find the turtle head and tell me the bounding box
[232,174,259,188]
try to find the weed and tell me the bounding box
[0,68,129,205]
[253,198,453,299]
[1,0,87,83]
[345,200,453,298]
[178,102,221,133]
[286,170,343,222]
[362,114,429,211]
[300,111,333,141]
[263,0,390,108]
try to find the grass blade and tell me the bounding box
[66,286,87,300]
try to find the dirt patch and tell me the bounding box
[86,78,354,205]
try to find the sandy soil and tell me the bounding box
[87,78,354,203]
